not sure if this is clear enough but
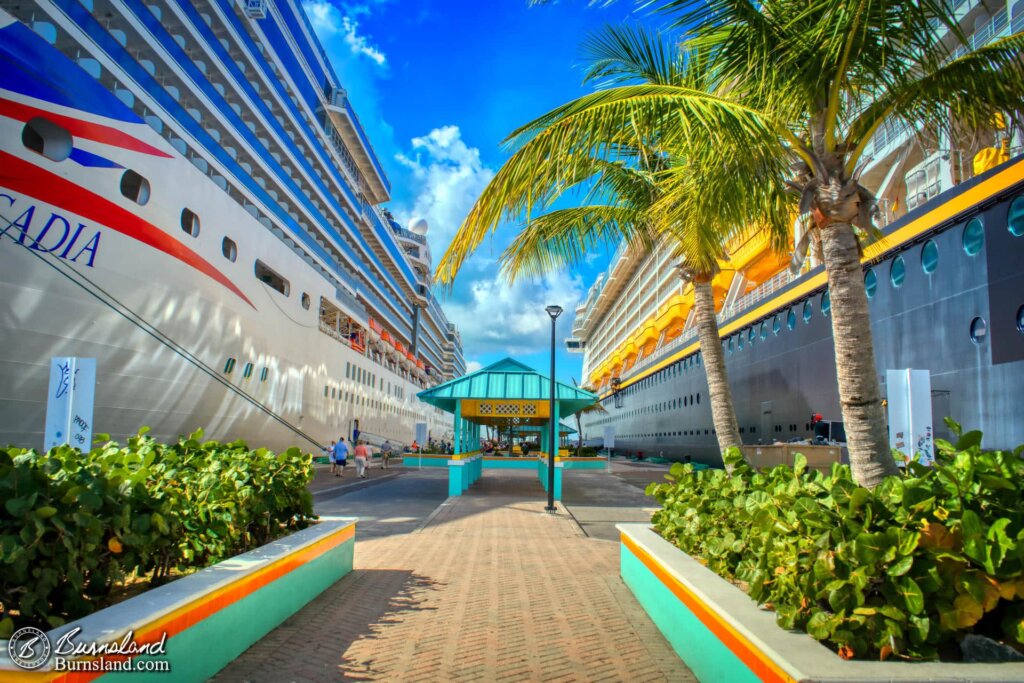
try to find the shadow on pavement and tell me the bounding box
[213,569,444,682]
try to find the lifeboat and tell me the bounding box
[637,318,659,355]
[395,341,407,355]
[381,330,392,344]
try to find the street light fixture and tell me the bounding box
[545,304,563,512]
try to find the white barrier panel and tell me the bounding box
[44,357,96,451]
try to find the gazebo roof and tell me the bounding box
[417,358,598,418]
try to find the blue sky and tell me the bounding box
[303,0,662,384]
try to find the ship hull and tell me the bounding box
[583,165,1024,466]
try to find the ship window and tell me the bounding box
[181,208,200,237]
[737,334,744,350]
[120,170,151,205]
[1009,197,1024,237]
[260,367,269,382]
[22,117,72,162]
[223,357,236,374]
[803,300,813,324]
[970,316,987,344]
[890,255,906,288]
[921,239,938,274]
[696,392,700,404]
[772,315,781,335]
[1017,305,1024,334]
[962,218,984,256]
[242,362,253,379]
[748,328,756,345]
[684,396,688,407]
[301,292,311,310]
[821,290,831,316]
[254,260,290,296]
[222,237,238,262]
[787,309,796,330]
[864,269,878,299]
[760,322,768,340]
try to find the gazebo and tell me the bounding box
[416,358,599,496]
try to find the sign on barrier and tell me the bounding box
[44,357,96,451]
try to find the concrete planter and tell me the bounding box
[1,520,356,682]
[618,523,1024,683]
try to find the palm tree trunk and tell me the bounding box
[819,223,898,488]
[576,412,583,456]
[692,278,743,457]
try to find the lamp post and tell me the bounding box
[545,304,563,512]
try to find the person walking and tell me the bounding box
[380,439,393,470]
[324,440,336,465]
[353,440,370,479]
[332,437,349,477]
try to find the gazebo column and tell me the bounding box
[453,400,462,455]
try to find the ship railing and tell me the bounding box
[720,269,797,321]
[319,320,354,348]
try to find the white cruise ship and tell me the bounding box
[0,0,466,452]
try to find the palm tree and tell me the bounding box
[438,26,790,458]
[649,0,1024,486]
[442,2,1024,487]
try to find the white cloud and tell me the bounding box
[465,360,483,373]
[440,269,585,356]
[397,125,583,357]
[341,16,386,65]
[394,125,495,255]
[303,1,386,66]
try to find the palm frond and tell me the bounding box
[435,84,784,285]
[582,24,683,86]
[844,33,1024,172]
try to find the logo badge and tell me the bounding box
[8,627,52,670]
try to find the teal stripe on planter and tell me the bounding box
[620,543,757,683]
[103,538,354,682]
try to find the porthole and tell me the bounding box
[890,255,906,288]
[181,208,200,237]
[786,309,796,330]
[772,315,781,335]
[696,393,700,404]
[970,316,987,344]
[748,328,756,344]
[1017,305,1024,334]
[963,218,984,256]
[120,170,151,205]
[760,322,768,340]
[301,292,311,310]
[821,290,831,316]
[1009,196,1024,238]
[22,117,72,161]
[864,268,878,299]
[737,334,744,350]
[727,337,734,353]
[921,239,938,274]
[222,237,237,261]
[803,300,813,324]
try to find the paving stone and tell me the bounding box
[213,471,694,682]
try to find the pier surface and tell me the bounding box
[215,461,693,681]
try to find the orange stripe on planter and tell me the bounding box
[622,534,795,683]
[25,523,356,683]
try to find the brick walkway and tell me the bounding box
[215,471,693,682]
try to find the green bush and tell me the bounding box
[577,446,599,457]
[0,430,314,635]
[647,419,1024,661]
